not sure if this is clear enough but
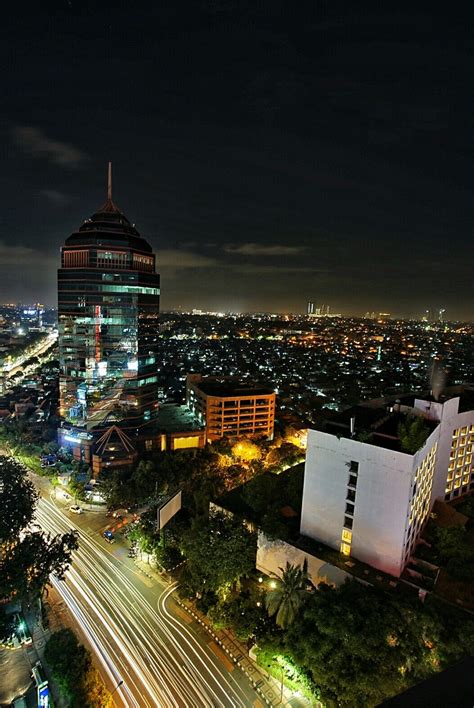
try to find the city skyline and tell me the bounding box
[2,3,473,319]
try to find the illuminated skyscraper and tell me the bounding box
[58,165,160,473]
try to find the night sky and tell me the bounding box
[2,2,473,319]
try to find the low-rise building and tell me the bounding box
[155,403,205,451]
[186,374,275,442]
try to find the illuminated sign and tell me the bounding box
[38,683,49,707]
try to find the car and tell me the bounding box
[103,530,115,544]
[69,505,83,515]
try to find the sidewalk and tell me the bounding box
[175,596,314,708]
[134,558,315,707]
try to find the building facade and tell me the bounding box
[186,374,275,442]
[58,168,160,473]
[300,389,474,577]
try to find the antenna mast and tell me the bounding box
[107,161,112,201]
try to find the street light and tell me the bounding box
[110,679,124,697]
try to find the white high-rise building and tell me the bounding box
[300,388,474,577]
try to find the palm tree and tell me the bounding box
[265,559,312,629]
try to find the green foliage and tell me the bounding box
[154,544,182,570]
[456,497,474,520]
[236,466,304,539]
[208,592,269,642]
[45,628,112,707]
[398,415,431,454]
[269,580,474,707]
[180,511,256,596]
[421,520,474,579]
[265,560,312,629]
[68,478,86,501]
[446,555,474,581]
[0,455,78,603]
[0,456,37,543]
[255,646,319,703]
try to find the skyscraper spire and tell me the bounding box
[107,161,112,201]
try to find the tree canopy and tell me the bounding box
[45,628,112,707]
[268,580,474,707]
[0,455,78,606]
[398,416,431,454]
[180,510,256,597]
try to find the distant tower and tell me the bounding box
[58,163,160,474]
[439,308,446,323]
[307,301,314,315]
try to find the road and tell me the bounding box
[3,331,57,379]
[34,494,261,707]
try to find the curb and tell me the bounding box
[175,598,274,706]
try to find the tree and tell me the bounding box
[0,456,37,542]
[398,416,430,454]
[45,628,112,707]
[208,593,269,642]
[0,456,78,607]
[232,439,262,464]
[281,580,472,707]
[181,511,256,597]
[265,560,312,629]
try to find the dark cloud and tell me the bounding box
[39,189,70,206]
[12,126,88,168]
[224,243,307,256]
[0,3,471,318]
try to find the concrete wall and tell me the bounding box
[300,430,418,576]
[256,531,351,587]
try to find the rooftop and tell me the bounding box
[157,404,204,433]
[190,377,274,399]
[316,384,474,452]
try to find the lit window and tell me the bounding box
[342,529,352,543]
[340,542,351,556]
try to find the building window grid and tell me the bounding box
[446,430,474,496]
[407,443,437,551]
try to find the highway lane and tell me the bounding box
[35,497,257,707]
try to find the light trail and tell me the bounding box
[35,497,254,707]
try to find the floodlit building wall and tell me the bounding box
[256,531,351,587]
[300,396,474,577]
[300,428,441,577]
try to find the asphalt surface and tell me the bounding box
[32,482,262,708]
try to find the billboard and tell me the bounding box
[158,491,182,530]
